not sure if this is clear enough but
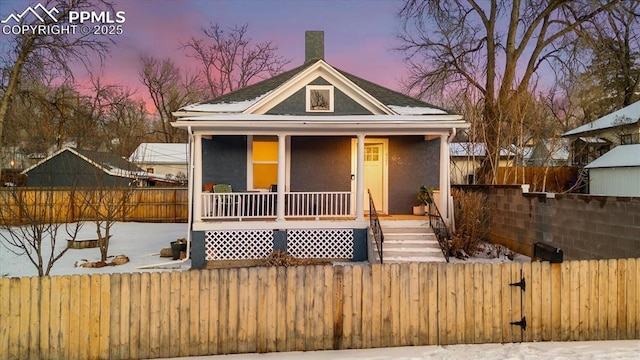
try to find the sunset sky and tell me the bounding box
[1,0,410,104]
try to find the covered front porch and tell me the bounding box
[190,131,455,233]
[186,130,454,267]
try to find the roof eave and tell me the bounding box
[171,116,468,136]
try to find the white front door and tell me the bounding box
[352,138,388,214]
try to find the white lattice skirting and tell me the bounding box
[287,229,354,259]
[204,229,355,261]
[205,230,274,260]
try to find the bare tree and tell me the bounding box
[139,56,202,143]
[0,0,114,178]
[81,183,139,262]
[104,96,149,156]
[183,23,290,97]
[577,2,640,110]
[398,0,618,183]
[562,2,640,125]
[0,186,85,276]
[85,75,150,155]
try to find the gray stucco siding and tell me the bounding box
[266,76,373,115]
[201,136,247,191]
[388,136,441,214]
[290,136,352,192]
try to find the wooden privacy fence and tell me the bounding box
[0,188,188,225]
[1,259,639,359]
[497,166,578,192]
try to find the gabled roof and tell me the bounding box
[450,142,513,157]
[181,63,312,113]
[564,100,640,137]
[129,143,188,164]
[585,144,640,169]
[524,139,570,162]
[172,31,468,136]
[22,147,146,179]
[334,68,451,114]
[178,60,453,116]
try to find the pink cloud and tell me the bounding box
[13,0,412,112]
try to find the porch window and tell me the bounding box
[306,85,334,112]
[252,136,278,189]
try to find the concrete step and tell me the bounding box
[379,220,430,229]
[383,244,441,252]
[372,219,446,263]
[380,227,432,234]
[383,249,443,258]
[380,223,432,234]
[383,233,436,241]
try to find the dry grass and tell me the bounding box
[451,189,491,258]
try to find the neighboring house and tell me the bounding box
[449,142,514,184]
[584,144,640,197]
[523,138,571,167]
[1,146,30,171]
[1,146,30,186]
[564,100,640,166]
[129,143,188,183]
[22,147,149,187]
[172,31,469,268]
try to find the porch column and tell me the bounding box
[276,134,287,221]
[193,134,203,221]
[439,134,450,223]
[356,134,365,221]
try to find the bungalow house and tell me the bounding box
[129,143,188,183]
[22,147,150,187]
[172,31,469,268]
[563,100,640,166]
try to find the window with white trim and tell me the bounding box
[306,85,334,112]
[251,136,278,189]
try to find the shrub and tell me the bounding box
[450,189,490,258]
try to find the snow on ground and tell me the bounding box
[164,341,640,360]
[0,222,191,277]
[450,241,531,263]
[2,223,639,359]
[0,222,527,277]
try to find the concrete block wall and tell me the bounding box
[455,185,640,260]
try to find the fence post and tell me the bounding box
[173,188,177,222]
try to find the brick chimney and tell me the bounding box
[305,31,324,63]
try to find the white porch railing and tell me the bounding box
[285,191,352,218]
[201,191,352,220]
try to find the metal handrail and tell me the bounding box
[368,189,383,263]
[423,189,451,262]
